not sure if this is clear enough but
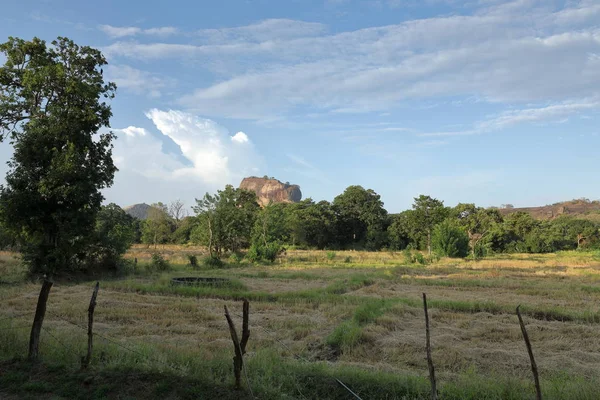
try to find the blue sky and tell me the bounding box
[1,0,599,212]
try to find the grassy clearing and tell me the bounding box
[1,247,600,398]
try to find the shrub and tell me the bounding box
[187,255,198,269]
[344,256,352,263]
[326,251,336,261]
[150,253,170,271]
[403,249,414,264]
[432,220,469,258]
[326,321,362,352]
[229,253,242,264]
[203,255,224,268]
[247,242,284,263]
[413,252,427,265]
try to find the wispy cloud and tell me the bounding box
[104,65,175,98]
[285,154,332,184]
[420,99,600,136]
[99,24,178,38]
[100,1,600,123]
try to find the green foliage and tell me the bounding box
[287,199,336,249]
[87,204,136,270]
[252,203,289,246]
[187,254,198,268]
[149,253,170,272]
[0,221,16,250]
[0,36,117,277]
[326,251,336,261]
[171,216,198,244]
[141,204,174,247]
[203,255,224,268]
[432,220,470,258]
[247,242,284,263]
[333,185,388,250]
[344,256,352,263]
[326,321,362,352]
[387,212,411,250]
[193,185,260,256]
[228,253,242,264]
[408,195,449,252]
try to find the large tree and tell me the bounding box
[333,185,388,250]
[0,37,116,359]
[452,203,503,257]
[192,185,260,256]
[409,195,448,254]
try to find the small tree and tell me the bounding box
[141,204,174,247]
[431,220,469,258]
[410,195,448,254]
[0,37,116,360]
[88,204,136,269]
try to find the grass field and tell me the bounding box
[2,247,600,399]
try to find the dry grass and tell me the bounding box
[2,247,600,398]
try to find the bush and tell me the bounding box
[344,256,352,263]
[326,251,336,261]
[187,254,198,269]
[150,253,170,271]
[203,255,224,268]
[413,252,427,265]
[432,220,469,258]
[247,242,284,263]
[229,253,243,264]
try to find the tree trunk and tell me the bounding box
[427,229,431,255]
[208,217,213,257]
[28,279,53,361]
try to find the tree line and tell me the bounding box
[135,185,600,261]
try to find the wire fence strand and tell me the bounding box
[235,312,363,400]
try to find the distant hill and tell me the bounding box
[498,199,600,222]
[123,203,153,220]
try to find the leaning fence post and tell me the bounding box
[516,305,542,400]
[82,282,99,368]
[224,300,250,390]
[423,293,437,400]
[28,278,53,361]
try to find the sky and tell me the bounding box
[0,0,599,213]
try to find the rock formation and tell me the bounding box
[239,177,302,207]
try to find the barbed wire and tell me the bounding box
[4,304,361,399]
[46,311,196,376]
[0,325,31,331]
[235,311,363,400]
[0,312,35,323]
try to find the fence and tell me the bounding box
[0,281,546,400]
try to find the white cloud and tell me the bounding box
[99,25,141,38]
[197,19,327,43]
[101,1,600,121]
[105,110,264,206]
[99,24,178,38]
[231,132,249,144]
[104,64,173,98]
[420,99,600,136]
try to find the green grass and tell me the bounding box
[4,248,600,398]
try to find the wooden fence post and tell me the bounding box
[224,299,250,389]
[423,293,437,400]
[516,305,542,400]
[82,282,100,368]
[28,279,53,361]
